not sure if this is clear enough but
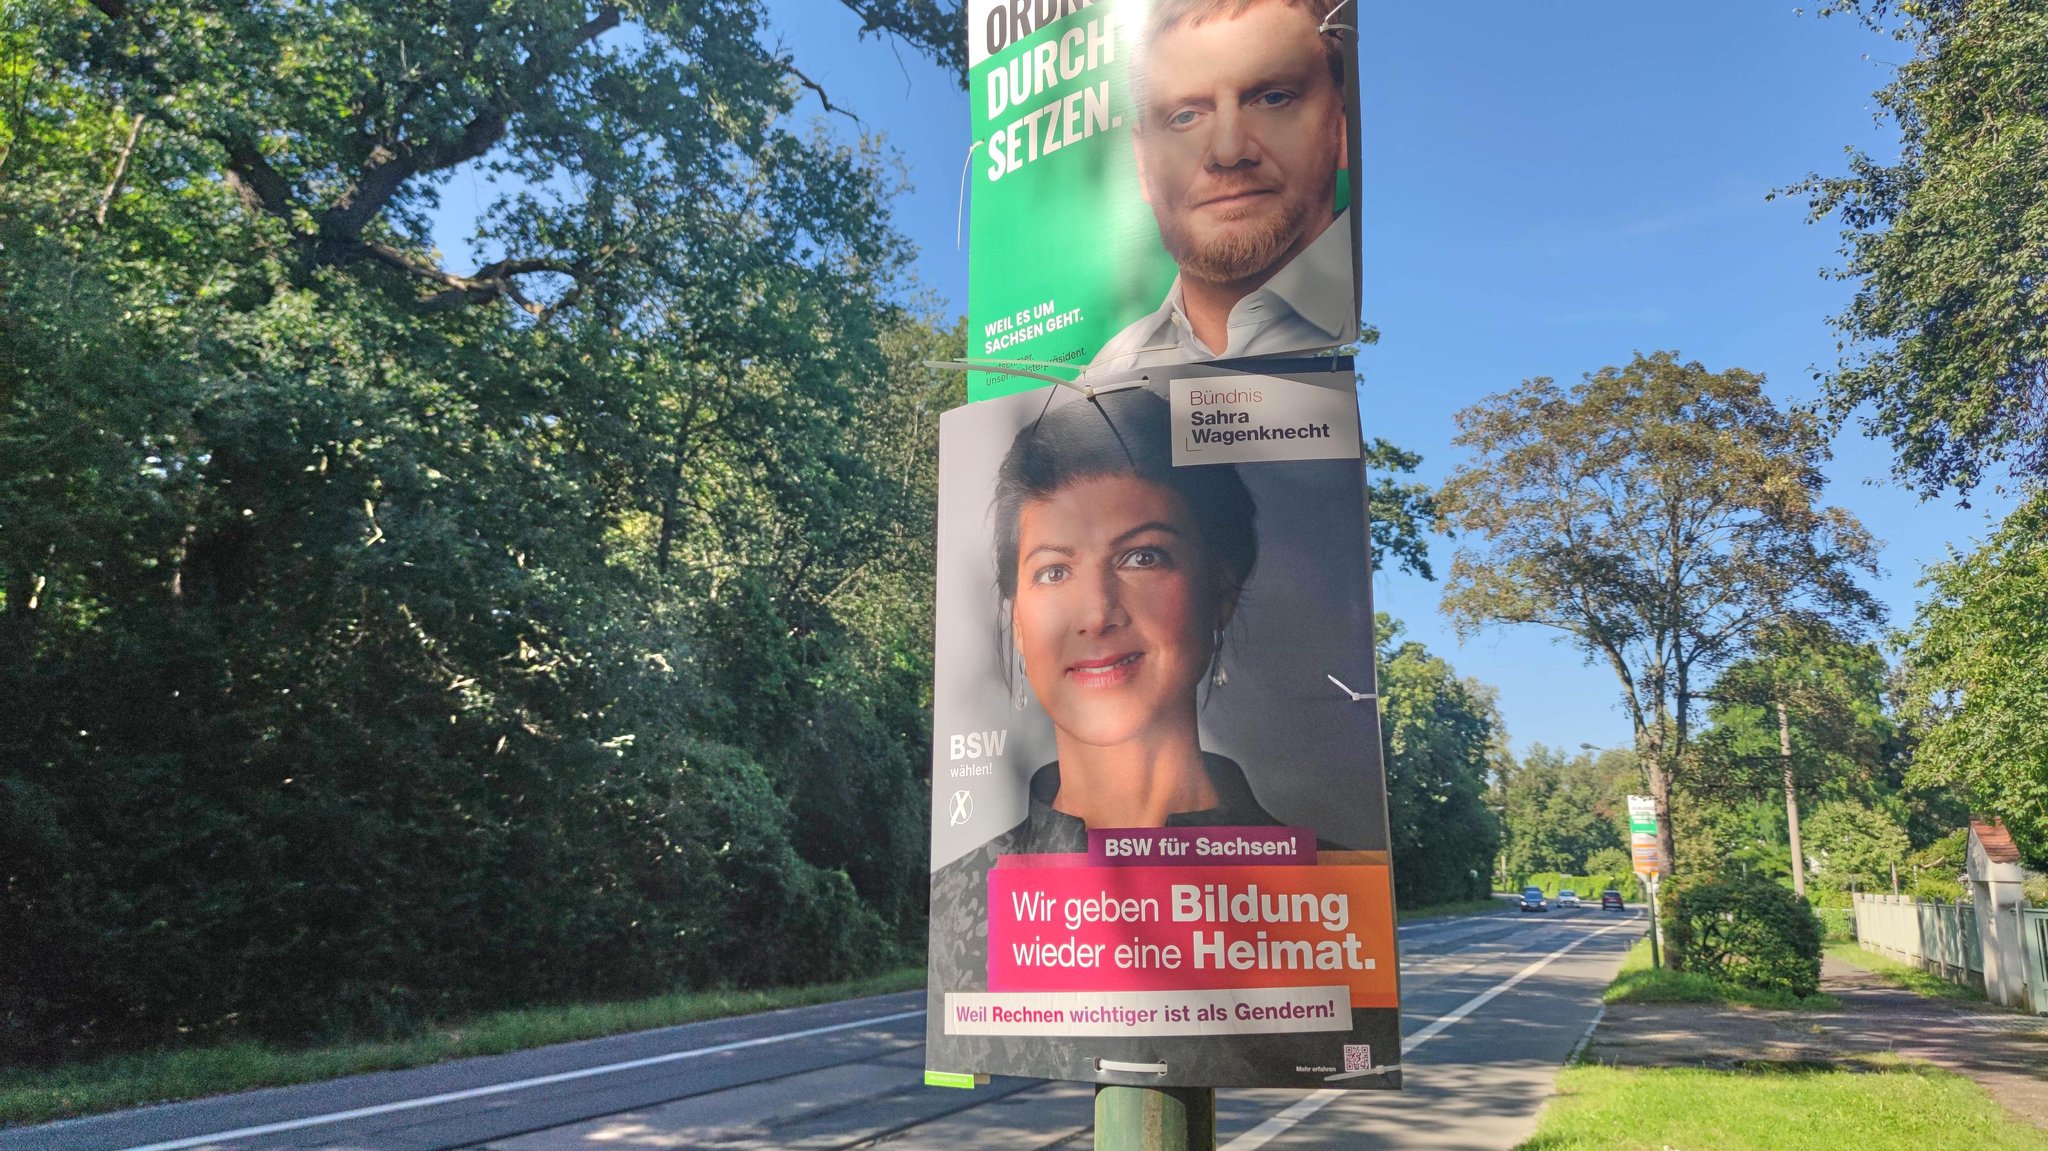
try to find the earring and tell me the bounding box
[1013,650,1031,711]
[1210,629,1228,688]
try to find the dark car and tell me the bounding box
[1600,889,1625,911]
[1519,886,1548,912]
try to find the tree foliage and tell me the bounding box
[1361,437,1440,581]
[1496,745,1632,877]
[839,0,967,80]
[1437,351,1881,881]
[1802,800,1911,892]
[1796,0,2048,499]
[1692,627,1900,893]
[1696,628,1897,801]
[0,0,964,1063]
[1905,827,1968,901]
[1375,616,1502,908]
[1898,492,2048,867]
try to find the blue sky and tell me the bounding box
[507,3,2014,762]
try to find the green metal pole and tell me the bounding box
[1096,1085,1215,1151]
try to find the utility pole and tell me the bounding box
[1778,697,1805,897]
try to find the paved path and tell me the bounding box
[5,907,1640,1151]
[1818,954,2048,1129]
[1584,950,2048,1131]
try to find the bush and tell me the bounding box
[1812,906,1857,943]
[1662,875,1822,997]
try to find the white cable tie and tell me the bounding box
[1319,1,1356,35]
[1327,674,1377,702]
[956,140,985,250]
[925,359,1089,393]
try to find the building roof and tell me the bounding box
[1971,817,2023,865]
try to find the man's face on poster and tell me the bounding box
[1133,0,1347,287]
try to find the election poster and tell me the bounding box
[965,1,1363,399]
[924,361,1401,1089]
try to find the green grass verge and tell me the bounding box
[0,966,926,1129]
[1603,938,1839,1010]
[1825,941,1989,1003]
[1516,1058,2048,1151]
[1397,896,1512,922]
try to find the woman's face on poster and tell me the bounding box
[1011,474,1224,748]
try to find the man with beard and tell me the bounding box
[1087,0,1355,375]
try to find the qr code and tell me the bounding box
[1343,1044,1371,1072]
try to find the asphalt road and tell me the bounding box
[9,904,1643,1151]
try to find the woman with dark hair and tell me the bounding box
[926,387,1295,1080]
[989,386,1283,847]
[927,386,1367,1084]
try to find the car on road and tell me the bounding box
[1519,886,1548,912]
[1556,889,1580,908]
[1600,889,1625,911]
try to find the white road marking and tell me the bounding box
[112,1009,927,1151]
[1220,921,1634,1151]
[111,917,1636,1151]
[1566,1004,1608,1065]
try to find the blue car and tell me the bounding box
[1519,887,1548,912]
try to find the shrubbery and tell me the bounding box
[1812,906,1857,943]
[1662,875,1822,996]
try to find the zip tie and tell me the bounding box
[925,361,1153,401]
[956,140,985,250]
[1319,0,1355,36]
[926,359,1088,393]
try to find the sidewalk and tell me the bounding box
[1583,952,2048,1129]
[1815,954,2048,1129]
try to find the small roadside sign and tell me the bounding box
[1626,795,1668,877]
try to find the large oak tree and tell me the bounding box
[1437,352,1880,898]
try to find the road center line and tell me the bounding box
[1220,921,1634,1151]
[112,1008,928,1151]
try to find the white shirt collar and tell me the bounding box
[1166,207,1354,357]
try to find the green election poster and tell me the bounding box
[966,1,1362,400]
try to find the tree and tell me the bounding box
[1803,800,1910,893]
[1437,352,1881,899]
[1363,437,1442,580]
[1906,829,1968,902]
[840,0,968,79]
[1898,493,2048,868]
[1695,627,1897,895]
[1497,745,1630,877]
[1585,846,1633,876]
[1795,0,2048,500]
[0,0,966,1061]
[1376,616,1503,907]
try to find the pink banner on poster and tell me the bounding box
[985,862,1397,1008]
[1087,826,1316,867]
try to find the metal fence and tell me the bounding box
[2026,907,2048,1015]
